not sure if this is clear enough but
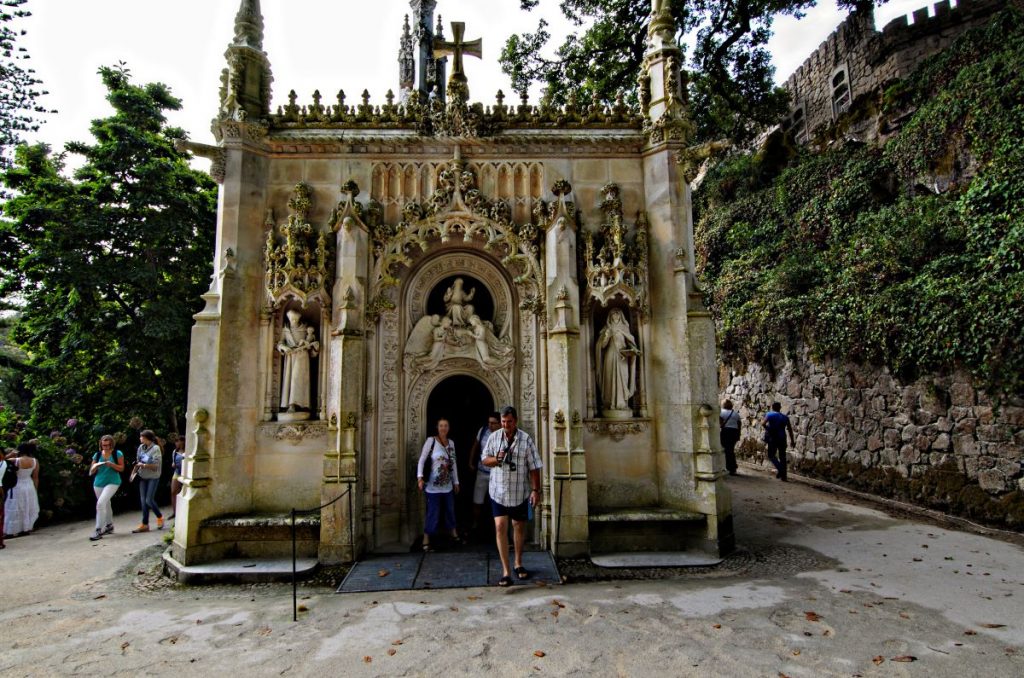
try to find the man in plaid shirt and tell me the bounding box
[481,405,542,586]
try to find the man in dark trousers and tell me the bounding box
[764,402,796,481]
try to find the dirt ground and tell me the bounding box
[1,466,1022,677]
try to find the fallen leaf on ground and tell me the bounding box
[804,611,821,622]
[297,604,308,612]
[899,612,910,619]
[964,630,977,636]
[392,640,403,645]
[450,606,459,612]
[387,648,397,656]
[792,649,801,656]
[551,610,559,618]
[377,569,389,577]
[121,642,130,651]
[979,623,1006,628]
[467,595,481,601]
[363,656,372,663]
[891,655,917,662]
[872,656,884,665]
[712,624,722,629]
[534,650,546,657]
[93,594,106,600]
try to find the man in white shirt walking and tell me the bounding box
[481,405,542,586]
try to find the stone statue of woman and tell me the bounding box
[278,309,319,419]
[595,309,639,418]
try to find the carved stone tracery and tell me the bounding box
[583,183,649,310]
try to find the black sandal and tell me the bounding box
[423,543,434,552]
[514,566,530,580]
[498,575,513,587]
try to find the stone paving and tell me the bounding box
[1,467,1023,677]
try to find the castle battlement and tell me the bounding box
[781,0,1012,143]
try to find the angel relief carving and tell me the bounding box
[404,278,513,373]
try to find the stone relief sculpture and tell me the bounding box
[443,277,476,326]
[404,280,513,373]
[278,309,320,421]
[595,309,640,418]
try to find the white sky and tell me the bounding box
[18,0,933,155]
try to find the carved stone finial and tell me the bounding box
[232,0,264,49]
[551,179,572,197]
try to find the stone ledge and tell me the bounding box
[163,550,318,584]
[201,513,321,529]
[588,507,704,522]
[591,551,722,568]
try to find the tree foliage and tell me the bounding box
[500,0,873,142]
[0,0,50,170]
[694,8,1024,397]
[0,65,217,434]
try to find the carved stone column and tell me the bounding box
[544,181,589,557]
[320,182,370,563]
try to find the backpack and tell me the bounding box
[1,459,17,492]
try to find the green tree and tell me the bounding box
[0,0,50,170]
[501,0,874,143]
[0,64,217,434]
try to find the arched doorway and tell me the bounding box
[426,375,495,534]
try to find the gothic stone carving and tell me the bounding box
[585,419,649,442]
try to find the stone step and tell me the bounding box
[588,507,705,522]
[195,512,321,561]
[591,551,722,568]
[162,550,318,584]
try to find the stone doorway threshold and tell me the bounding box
[337,547,560,593]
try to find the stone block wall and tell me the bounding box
[720,348,1024,511]
[781,0,1011,143]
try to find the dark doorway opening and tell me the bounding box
[426,375,494,539]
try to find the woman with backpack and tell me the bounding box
[4,442,40,538]
[89,435,125,541]
[416,418,462,552]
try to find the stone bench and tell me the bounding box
[588,506,707,553]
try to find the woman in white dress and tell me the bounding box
[4,442,41,538]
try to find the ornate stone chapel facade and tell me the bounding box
[168,0,732,571]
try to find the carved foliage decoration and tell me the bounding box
[264,183,333,308]
[583,183,649,310]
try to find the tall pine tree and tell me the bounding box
[0,64,216,433]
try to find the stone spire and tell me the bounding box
[217,0,274,123]
[398,14,415,96]
[232,0,264,49]
[408,0,444,102]
[639,0,692,144]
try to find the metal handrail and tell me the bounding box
[290,483,354,621]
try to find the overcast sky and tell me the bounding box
[19,0,933,155]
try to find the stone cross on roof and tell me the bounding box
[432,21,481,84]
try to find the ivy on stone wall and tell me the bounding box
[695,8,1024,398]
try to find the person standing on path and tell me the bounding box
[468,412,500,534]
[720,400,741,476]
[763,402,796,481]
[89,435,124,541]
[416,418,461,551]
[0,454,6,549]
[168,435,186,520]
[132,430,164,533]
[481,405,542,587]
[4,442,40,538]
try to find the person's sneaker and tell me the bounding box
[132,524,150,533]
[89,530,103,541]
[101,524,114,535]
[156,517,164,530]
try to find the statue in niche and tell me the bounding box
[443,277,476,326]
[595,309,640,419]
[404,300,513,373]
[278,309,320,421]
